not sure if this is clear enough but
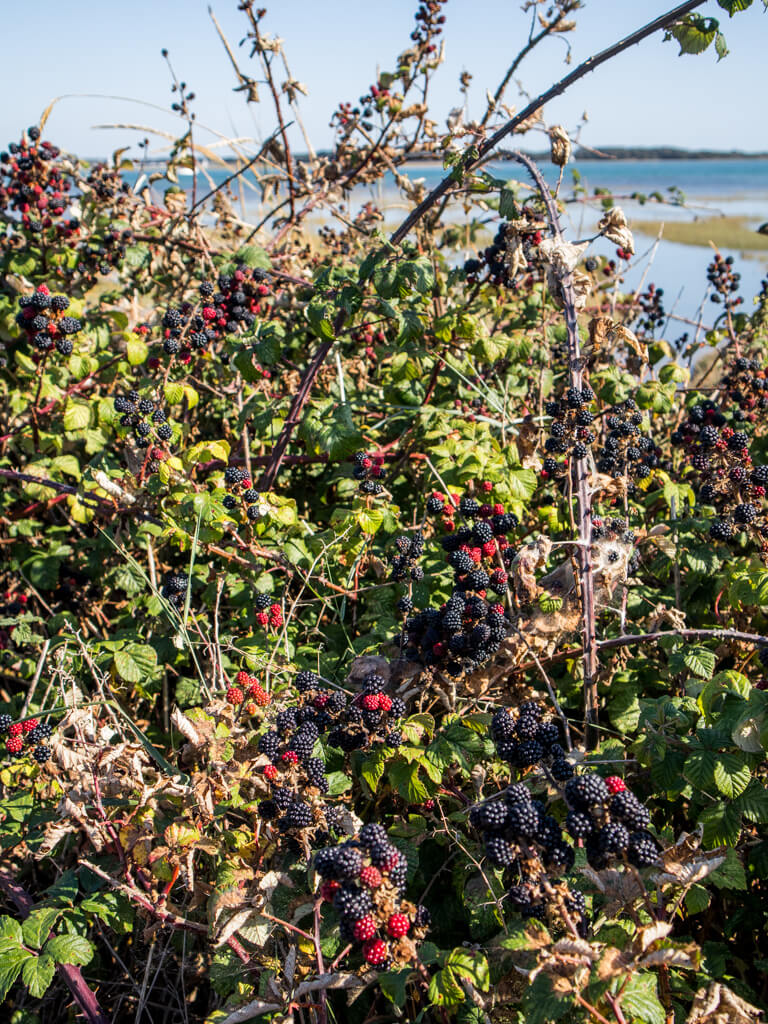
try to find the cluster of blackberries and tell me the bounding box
[226,670,271,715]
[161,571,189,610]
[409,0,447,52]
[672,401,767,543]
[16,286,82,357]
[196,267,271,341]
[563,773,658,870]
[389,532,425,583]
[394,493,516,675]
[0,715,53,764]
[635,283,665,335]
[157,265,271,361]
[470,782,575,876]
[73,226,134,281]
[0,128,74,232]
[256,671,405,839]
[222,465,266,524]
[595,399,659,482]
[707,253,742,310]
[353,451,385,496]
[315,827,429,967]
[327,673,406,752]
[541,385,597,479]
[505,878,589,938]
[490,702,573,779]
[253,594,284,631]
[464,219,543,288]
[591,517,635,546]
[721,357,768,423]
[113,391,173,472]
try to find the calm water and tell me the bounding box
[125,158,768,324]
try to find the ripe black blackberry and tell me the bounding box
[315,843,363,879]
[426,494,444,514]
[609,791,650,830]
[281,801,314,829]
[469,800,508,832]
[253,594,272,611]
[258,799,279,820]
[224,466,245,485]
[333,884,373,920]
[627,830,658,867]
[572,442,587,459]
[597,822,630,853]
[565,811,594,839]
[29,723,52,743]
[156,423,172,442]
[32,745,51,764]
[258,730,280,759]
[709,518,734,541]
[506,802,541,839]
[162,308,183,330]
[734,503,758,525]
[459,496,480,517]
[485,836,516,866]
[295,670,319,692]
[565,773,609,811]
[0,715,12,735]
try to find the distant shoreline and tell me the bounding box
[105,147,768,167]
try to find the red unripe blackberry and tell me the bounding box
[359,865,382,889]
[387,913,410,938]
[361,695,379,711]
[264,764,278,781]
[353,915,378,941]
[605,776,626,794]
[248,682,270,706]
[6,736,23,754]
[363,939,389,965]
[320,880,340,901]
[226,686,244,706]
[236,670,251,686]
[378,694,392,712]
[22,718,38,733]
[8,722,23,737]
[281,751,299,765]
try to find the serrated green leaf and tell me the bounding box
[713,753,751,798]
[45,933,94,966]
[22,906,64,950]
[0,946,31,1001]
[684,747,717,789]
[22,952,56,998]
[63,401,91,432]
[113,643,157,683]
[621,973,665,1024]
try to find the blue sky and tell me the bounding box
[1,1,765,159]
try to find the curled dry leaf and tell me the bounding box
[597,206,635,254]
[548,125,572,167]
[687,982,763,1024]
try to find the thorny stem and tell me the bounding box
[0,871,111,1024]
[390,0,707,246]
[507,149,599,745]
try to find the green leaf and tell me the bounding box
[700,800,742,847]
[667,14,719,55]
[683,646,717,680]
[710,847,747,890]
[388,759,430,804]
[22,952,56,998]
[684,748,717,789]
[125,335,148,365]
[737,782,768,823]
[621,973,665,1024]
[22,906,64,950]
[717,0,752,13]
[63,401,91,432]
[0,946,32,1001]
[45,933,94,966]
[236,244,271,270]
[427,966,465,1007]
[113,643,158,683]
[713,753,751,798]
[379,968,412,1008]
[445,948,489,992]
[685,884,710,914]
[361,746,389,794]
